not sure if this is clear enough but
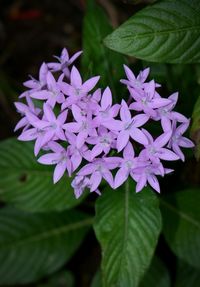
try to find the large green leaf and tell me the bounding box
[161,189,200,268]
[175,261,200,287]
[94,180,162,287]
[104,0,200,63]
[82,0,125,101]
[0,138,84,212]
[91,257,170,287]
[0,207,92,285]
[191,96,200,160]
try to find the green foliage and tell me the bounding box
[104,0,200,63]
[0,207,92,285]
[94,180,162,287]
[91,270,102,287]
[90,256,170,287]
[140,256,171,287]
[82,0,125,101]
[191,95,200,160]
[0,138,85,212]
[161,189,200,268]
[37,271,75,287]
[175,261,200,287]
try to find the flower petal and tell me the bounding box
[147,175,160,193]
[43,103,56,122]
[159,148,179,161]
[101,87,112,110]
[120,100,131,122]
[117,130,129,152]
[90,171,102,192]
[114,167,129,189]
[53,162,67,183]
[130,128,148,145]
[82,76,100,93]
[70,66,82,87]
[133,114,149,128]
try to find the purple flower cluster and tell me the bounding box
[15,48,194,198]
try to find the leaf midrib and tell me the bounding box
[117,180,129,284]
[119,24,200,40]
[160,199,200,229]
[0,217,93,249]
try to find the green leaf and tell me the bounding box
[91,257,170,287]
[191,96,200,160]
[37,271,75,287]
[104,0,200,63]
[94,180,162,287]
[0,207,92,285]
[82,0,125,101]
[0,138,85,212]
[140,256,171,287]
[91,270,102,287]
[175,261,200,287]
[161,189,200,268]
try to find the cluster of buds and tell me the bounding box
[15,48,194,198]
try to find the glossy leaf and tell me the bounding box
[82,0,125,101]
[91,257,170,287]
[0,207,92,285]
[104,0,200,63]
[94,180,162,287]
[0,138,84,212]
[161,189,200,268]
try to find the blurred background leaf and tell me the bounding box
[191,95,200,160]
[0,138,86,212]
[94,180,162,287]
[0,207,92,285]
[175,260,200,287]
[104,0,200,63]
[161,189,200,268]
[140,256,171,287]
[37,270,75,287]
[81,0,125,102]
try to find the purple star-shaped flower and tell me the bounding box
[71,175,99,199]
[22,63,48,91]
[129,80,171,117]
[30,71,65,107]
[105,100,149,151]
[77,158,118,192]
[132,162,173,193]
[66,132,91,172]
[154,92,188,131]
[168,121,194,161]
[63,104,97,148]
[140,129,179,163]
[60,66,100,109]
[120,65,150,91]
[48,48,82,77]
[114,143,149,188]
[93,87,120,126]
[19,103,67,155]
[14,97,41,131]
[86,126,116,159]
[38,141,72,183]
